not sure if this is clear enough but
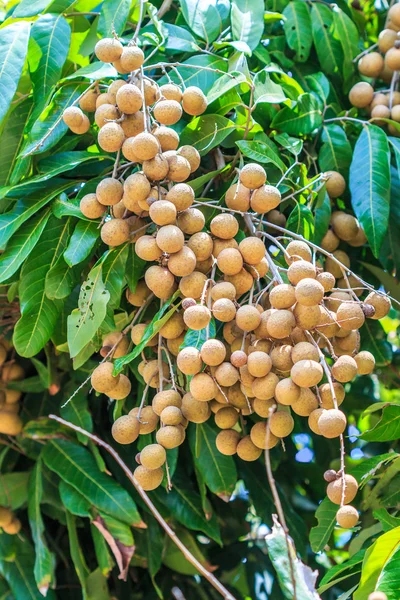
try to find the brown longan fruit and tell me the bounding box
[250,185,281,213]
[160,406,183,426]
[80,193,105,219]
[291,360,323,387]
[319,382,345,409]
[156,224,184,254]
[371,104,391,122]
[238,237,265,265]
[200,339,226,366]
[211,282,236,302]
[308,408,324,434]
[129,131,160,161]
[190,372,216,401]
[112,414,140,444]
[124,172,151,205]
[0,412,22,435]
[347,226,367,249]
[318,408,347,438]
[181,392,210,423]
[275,378,300,405]
[91,362,119,394]
[179,271,207,299]
[101,331,130,358]
[187,232,213,262]
[321,229,340,253]
[95,103,119,128]
[269,411,294,438]
[354,351,375,375]
[96,92,116,107]
[225,269,254,297]
[177,347,203,375]
[130,323,157,347]
[153,125,179,151]
[210,214,239,240]
[349,82,374,108]
[98,122,125,152]
[215,406,239,429]
[135,235,162,261]
[368,593,387,600]
[250,421,279,449]
[177,207,205,234]
[217,248,243,276]
[364,292,391,319]
[327,474,358,505]
[213,238,239,259]
[119,45,144,71]
[95,38,123,62]
[358,52,384,77]
[295,278,324,306]
[270,345,293,373]
[63,106,84,128]
[2,518,21,535]
[126,280,151,306]
[331,211,359,241]
[96,177,123,206]
[247,351,272,377]
[336,505,359,529]
[108,79,128,98]
[165,153,191,182]
[134,465,163,490]
[160,83,182,102]
[79,89,99,112]
[287,260,316,285]
[336,302,365,330]
[215,362,240,387]
[231,350,247,368]
[235,305,261,332]
[152,389,182,415]
[142,361,169,389]
[293,303,320,330]
[227,382,248,408]
[140,444,166,469]
[212,298,237,322]
[183,304,211,330]
[166,183,195,211]
[145,265,176,299]
[237,436,262,461]
[149,200,177,225]
[101,218,130,246]
[225,182,250,210]
[267,310,296,339]
[135,78,160,105]
[326,250,350,279]
[389,2,400,26]
[291,342,319,364]
[0,507,13,527]
[154,100,182,125]
[316,307,340,338]
[182,86,207,115]
[159,312,185,340]
[325,171,346,199]
[317,271,336,292]
[252,372,279,400]
[216,429,240,455]
[291,387,318,417]
[332,355,358,383]
[108,374,132,400]
[285,240,312,264]
[121,112,146,141]
[269,284,296,309]
[385,47,400,70]
[239,163,266,189]
[379,29,398,53]
[4,389,21,404]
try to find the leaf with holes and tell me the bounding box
[311,4,343,76]
[283,1,312,62]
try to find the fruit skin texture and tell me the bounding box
[250,421,279,449]
[95,38,123,62]
[336,505,359,528]
[0,411,22,436]
[327,474,358,505]
[236,436,262,461]
[139,444,167,469]
[80,194,105,219]
[91,362,119,393]
[269,411,294,438]
[156,425,183,448]
[358,52,384,77]
[239,163,266,189]
[112,415,140,444]
[134,465,164,490]
[216,429,240,455]
[101,218,130,246]
[325,171,346,198]
[98,123,125,152]
[182,86,207,115]
[354,351,375,375]
[295,278,324,306]
[349,82,374,108]
[364,292,391,319]
[318,409,347,438]
[332,355,358,383]
[0,507,13,527]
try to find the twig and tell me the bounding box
[48,415,237,600]
[132,0,146,43]
[157,0,173,18]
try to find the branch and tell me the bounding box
[48,415,237,600]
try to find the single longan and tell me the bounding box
[183,305,211,330]
[236,305,262,332]
[291,360,323,387]
[101,218,130,246]
[181,392,211,423]
[126,280,151,306]
[134,465,163,490]
[201,339,226,366]
[295,278,324,306]
[63,106,84,128]
[215,406,239,429]
[187,232,213,262]
[112,415,140,444]
[379,29,398,53]
[101,331,130,358]
[91,362,119,394]
[316,307,340,338]
[287,260,316,285]
[349,82,374,108]
[152,389,182,415]
[253,397,274,417]
[231,350,248,368]
[331,211,359,241]
[129,406,159,434]
[275,378,300,405]
[140,444,166,469]
[212,298,237,322]
[358,52,384,77]
[177,145,201,172]
[135,235,162,261]
[321,229,340,253]
[0,412,22,435]
[95,103,119,128]
[225,182,250,210]
[239,163,266,189]
[80,193,105,219]
[318,409,347,438]
[239,237,265,265]
[149,200,177,226]
[215,362,240,387]
[156,224,184,254]
[308,408,324,435]
[252,372,279,400]
[131,323,157,347]
[160,83,182,102]
[216,429,240,455]
[319,382,345,409]
[270,345,293,373]
[0,507,13,527]
[327,474,358,505]
[182,86,207,115]
[119,45,144,72]
[159,312,185,341]
[285,240,312,263]
[250,421,279,449]
[332,355,358,383]
[250,185,281,213]
[177,347,203,375]
[267,310,296,339]
[213,238,239,258]
[116,84,142,114]
[291,342,319,364]
[168,246,197,277]
[317,271,336,292]
[336,505,359,528]
[190,372,216,401]
[293,304,320,330]
[108,374,132,400]
[2,518,21,535]
[269,284,296,309]
[153,125,179,152]
[166,183,194,211]
[177,208,205,234]
[130,131,160,161]
[145,265,176,299]
[211,282,237,302]
[291,387,318,417]
[154,99,182,125]
[225,269,254,297]
[364,292,391,319]
[217,248,243,276]
[96,177,123,206]
[247,351,272,377]
[179,271,207,299]
[269,411,294,438]
[385,47,400,71]
[160,406,183,426]
[354,351,375,375]
[95,38,123,62]
[336,302,365,330]
[210,214,239,239]
[237,436,262,461]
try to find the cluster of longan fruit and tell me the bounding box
[348,3,400,132]
[0,505,21,535]
[0,341,24,436]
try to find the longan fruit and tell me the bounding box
[250,185,281,213]
[108,374,132,400]
[116,84,143,115]
[371,104,391,122]
[0,507,13,527]
[177,347,203,375]
[112,414,140,444]
[319,382,345,409]
[187,232,213,262]
[154,99,182,125]
[135,235,162,261]
[215,406,239,429]
[318,408,347,438]
[165,153,191,182]
[4,389,22,404]
[131,323,157,347]
[177,207,205,234]
[250,421,279,449]
[215,362,240,387]
[239,163,266,189]
[308,408,324,435]
[269,411,294,438]
[213,238,239,258]
[80,193,105,219]
[160,405,183,426]
[247,351,272,377]
[153,125,179,151]
[364,292,391,319]
[317,271,335,292]
[0,412,22,435]
[321,229,340,253]
[316,307,340,338]
[354,351,375,375]
[358,52,384,77]
[140,444,166,469]
[331,211,359,241]
[368,593,387,600]
[124,172,151,206]
[126,280,151,306]
[225,182,251,210]
[212,298,237,322]
[385,47,400,70]
[96,177,123,206]
[182,86,207,115]
[325,291,352,312]
[159,312,185,341]
[135,78,160,105]
[130,131,160,161]
[177,144,200,173]
[160,83,182,102]
[119,45,144,72]
[209,213,238,240]
[252,372,279,400]
[108,79,128,98]
[238,237,265,265]
[285,240,312,263]
[269,284,296,309]
[2,518,21,535]
[225,269,254,297]
[217,248,243,276]
[200,339,226,366]
[101,218,130,246]
[237,436,262,461]
[96,92,116,107]
[179,271,207,299]
[155,224,184,254]
[190,372,216,401]
[211,282,236,302]
[235,305,260,332]
[145,265,176,299]
[95,103,119,128]
[79,89,99,112]
[142,361,169,389]
[291,360,323,387]
[95,38,123,62]
[183,304,211,330]
[336,505,358,529]
[287,260,316,285]
[98,122,125,152]
[336,302,365,330]
[168,246,197,277]
[295,278,324,306]
[293,303,320,330]
[91,362,119,394]
[267,309,296,339]
[167,334,185,356]
[275,377,300,405]
[227,382,248,408]
[181,392,211,423]
[270,345,293,373]
[149,200,176,225]
[291,342,319,364]
[327,474,358,505]
[101,331,130,358]
[291,387,318,417]
[216,429,240,455]
[332,355,358,383]
[152,389,182,415]
[231,350,247,368]
[349,82,374,108]
[63,106,84,128]
[379,28,398,53]
[252,397,273,417]
[134,465,163,490]
[166,183,195,211]
[389,2,400,26]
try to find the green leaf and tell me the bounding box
[179,0,229,44]
[266,517,320,600]
[271,93,322,135]
[66,511,91,598]
[253,69,287,105]
[126,243,146,293]
[180,319,216,350]
[374,509,400,533]
[333,6,359,84]
[361,319,393,367]
[180,115,235,156]
[0,98,32,186]
[311,4,342,76]
[361,405,400,442]
[164,22,198,53]
[159,55,227,94]
[141,514,163,589]
[188,422,237,498]
[102,244,129,308]
[67,264,110,358]
[206,72,248,104]
[283,1,312,62]
[13,217,69,357]
[29,14,71,120]
[28,461,55,595]
[361,262,400,304]
[318,549,365,594]
[350,125,390,257]
[91,525,114,576]
[45,255,79,300]
[287,204,314,240]
[52,194,92,221]
[354,527,400,600]
[98,0,131,37]
[275,132,303,155]
[64,220,99,267]
[236,140,286,172]
[64,61,118,81]
[0,472,30,509]
[42,438,142,525]
[59,480,91,517]
[310,497,337,553]
[314,189,331,245]
[0,22,31,126]
[305,72,330,103]
[231,0,264,52]
[13,0,49,17]
[319,124,352,176]
[61,386,93,442]
[113,290,181,375]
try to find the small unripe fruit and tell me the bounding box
[291,360,323,388]
[112,415,140,444]
[295,278,324,306]
[354,351,375,375]
[269,284,296,309]
[91,362,119,394]
[190,372,216,401]
[336,505,359,528]
[239,163,266,189]
[152,389,182,416]
[287,260,316,285]
[182,86,207,115]
[101,218,130,246]
[332,355,358,383]
[250,421,279,449]
[327,474,358,505]
[250,185,281,213]
[216,429,240,455]
[318,409,347,438]
[80,193,105,219]
[237,436,262,461]
[349,82,374,108]
[201,339,226,366]
[134,465,163,490]
[269,411,294,438]
[140,444,166,469]
[210,214,239,239]
[285,240,312,263]
[324,469,337,483]
[95,38,123,62]
[177,347,203,375]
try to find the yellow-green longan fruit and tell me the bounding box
[216,429,241,455]
[91,362,119,394]
[336,505,359,528]
[134,465,164,490]
[139,444,166,469]
[112,414,140,444]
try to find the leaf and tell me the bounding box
[0,208,51,283]
[275,132,303,155]
[361,262,400,304]
[283,1,312,62]
[0,98,32,187]
[125,243,146,293]
[333,6,359,84]
[266,517,321,600]
[188,421,237,498]
[361,319,393,367]
[13,0,49,17]
[271,93,322,135]
[98,0,131,37]
[67,264,110,358]
[42,439,142,525]
[180,115,235,156]
[91,516,135,582]
[350,125,390,257]
[59,481,91,517]
[45,255,79,300]
[64,220,99,267]
[52,194,92,221]
[0,472,30,510]
[253,69,287,105]
[65,511,91,598]
[113,290,181,375]
[159,54,227,94]
[102,244,129,308]
[0,22,30,126]
[91,525,114,577]
[314,189,331,245]
[318,125,352,176]
[286,204,314,240]
[206,72,248,104]
[309,497,338,553]
[179,0,229,44]
[374,509,400,533]
[164,22,199,53]
[311,4,342,76]
[236,140,286,172]
[180,318,216,350]
[28,461,55,595]
[231,0,264,52]
[61,386,93,442]
[64,61,118,80]
[354,527,400,600]
[361,405,400,442]
[29,14,71,120]
[318,549,365,594]
[305,72,330,103]
[13,217,68,357]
